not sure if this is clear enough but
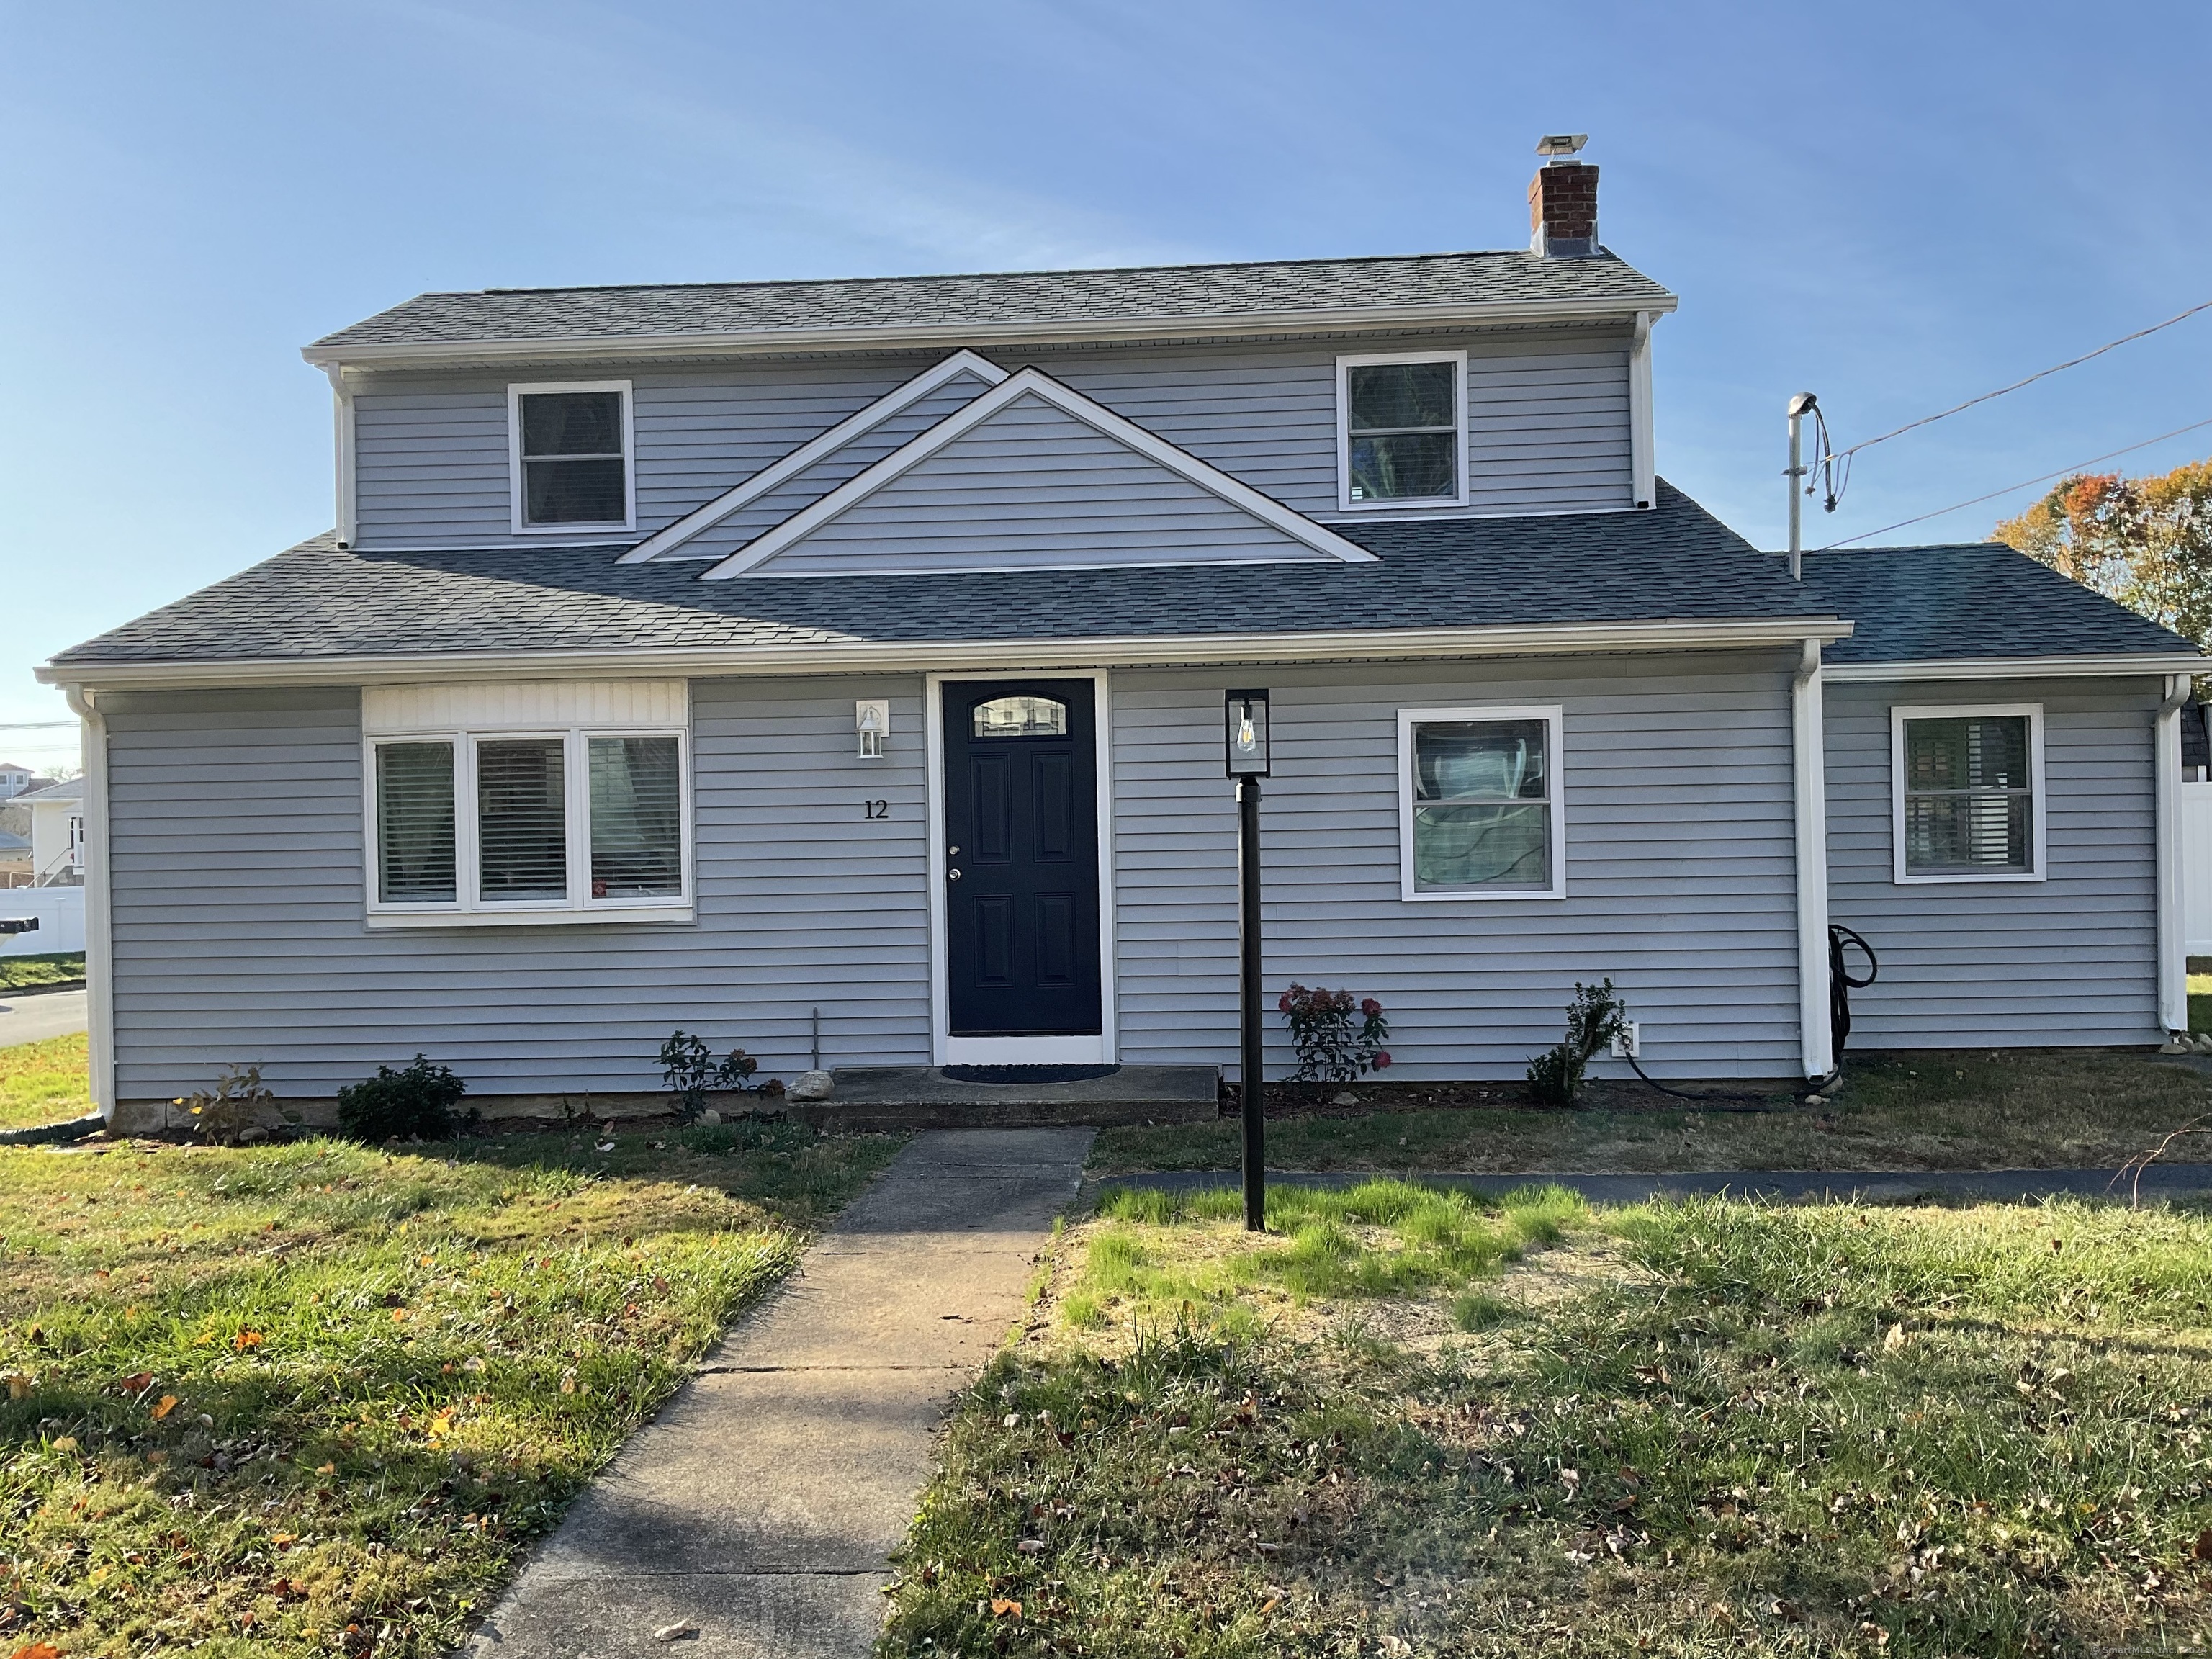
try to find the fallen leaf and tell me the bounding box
[150,1395,179,1421]
[1015,1538,1044,1555]
[1883,1324,1905,1352]
[390,1308,408,1322]
[120,1372,153,1394]
[990,1597,1022,1618]
[2193,1527,2212,1563]
[13,1642,63,1659]
[651,1623,696,1643]
[50,1437,78,1454]
[1256,1596,1280,1618]
[234,1331,264,1352]
[315,1462,337,1475]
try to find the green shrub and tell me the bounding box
[1526,979,1625,1107]
[336,1053,468,1141]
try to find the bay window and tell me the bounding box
[364,681,690,925]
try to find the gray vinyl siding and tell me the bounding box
[1822,678,2160,1048]
[664,370,997,562]
[1110,651,1803,1081]
[347,325,1634,552]
[104,680,933,1105]
[749,390,1328,575]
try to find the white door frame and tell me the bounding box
[925,669,1118,1066]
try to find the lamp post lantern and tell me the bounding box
[1226,688,1270,1231]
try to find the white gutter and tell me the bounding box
[60,688,114,1123]
[2157,673,2190,1035]
[1825,653,2212,683]
[301,293,1678,372]
[38,616,1851,693]
[323,366,358,549]
[1791,637,1833,1082]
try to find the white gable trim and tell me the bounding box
[699,367,1380,580]
[619,349,1010,564]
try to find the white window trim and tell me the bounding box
[1336,349,1470,512]
[507,380,637,536]
[1889,702,2047,885]
[1397,704,1566,902]
[362,721,694,927]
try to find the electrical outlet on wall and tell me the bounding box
[1609,1020,1641,1060]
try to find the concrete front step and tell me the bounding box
[792,1063,1219,1130]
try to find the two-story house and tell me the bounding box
[39,145,2207,1129]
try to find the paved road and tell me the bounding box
[0,987,87,1048]
[1105,1163,2212,1204]
[467,1127,1093,1659]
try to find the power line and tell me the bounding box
[1815,415,2212,549]
[0,722,78,731]
[1832,297,2212,462]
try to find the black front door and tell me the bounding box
[944,679,1102,1038]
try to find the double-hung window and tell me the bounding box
[509,382,634,533]
[364,680,691,925]
[1398,706,1565,899]
[1338,351,1468,509]
[1892,704,2045,881]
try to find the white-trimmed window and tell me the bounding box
[508,381,635,534]
[364,680,691,925]
[1891,703,2046,883]
[1398,706,1565,899]
[1337,351,1469,510]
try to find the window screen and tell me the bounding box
[1902,715,2033,873]
[477,739,567,899]
[375,742,457,903]
[1410,719,1550,890]
[589,737,683,899]
[1347,360,1457,502]
[519,390,627,525]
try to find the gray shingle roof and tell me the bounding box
[309,251,1677,354]
[1804,544,2193,663]
[52,484,1823,668]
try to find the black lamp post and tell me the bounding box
[1225,688,1270,1231]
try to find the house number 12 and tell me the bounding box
[863,799,890,819]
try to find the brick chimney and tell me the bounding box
[1529,134,1599,258]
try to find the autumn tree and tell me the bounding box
[1992,457,2212,647]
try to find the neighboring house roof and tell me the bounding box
[1804,544,2194,665]
[0,829,29,853]
[13,778,83,804]
[47,483,1836,671]
[305,251,1678,362]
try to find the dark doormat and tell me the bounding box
[940,1064,1123,1085]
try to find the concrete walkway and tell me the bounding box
[467,1128,1092,1659]
[0,986,87,1047]
[1109,1162,2212,1204]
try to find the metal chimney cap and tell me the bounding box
[1535,133,1589,158]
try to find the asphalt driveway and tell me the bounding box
[0,987,89,1047]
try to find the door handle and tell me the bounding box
[948,868,963,881]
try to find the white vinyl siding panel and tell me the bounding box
[1110,652,1802,1081]
[1823,678,2160,1047]
[346,328,1635,551]
[748,391,1329,575]
[102,680,933,1105]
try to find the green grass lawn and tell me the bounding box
[1092,1048,2212,1176]
[1,1032,93,1132]
[883,1186,2212,1657]
[0,953,86,993]
[0,1121,901,1659]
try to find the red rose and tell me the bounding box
[1374,1051,1393,1068]
[1360,998,1381,1017]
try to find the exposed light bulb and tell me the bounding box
[1236,714,1256,750]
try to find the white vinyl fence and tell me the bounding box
[0,886,84,956]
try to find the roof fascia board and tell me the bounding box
[701,367,1376,577]
[301,295,1678,371]
[41,616,1850,693]
[1825,652,2212,682]
[619,349,1007,564]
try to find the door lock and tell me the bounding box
[948,868,962,881]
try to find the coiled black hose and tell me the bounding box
[1827,923,1879,1083]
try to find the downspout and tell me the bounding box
[1628,311,1656,510]
[1791,637,1834,1082]
[62,686,115,1123]
[2157,673,2189,1035]
[324,365,358,549]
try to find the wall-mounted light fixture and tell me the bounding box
[855,699,889,760]
[1225,688,1270,778]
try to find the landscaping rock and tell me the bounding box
[696,1109,721,1126]
[1330,1091,1359,1107]
[789,1070,835,1102]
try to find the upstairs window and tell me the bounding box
[1339,351,1467,509]
[1892,705,2045,882]
[510,382,634,532]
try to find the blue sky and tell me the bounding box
[5,0,2211,768]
